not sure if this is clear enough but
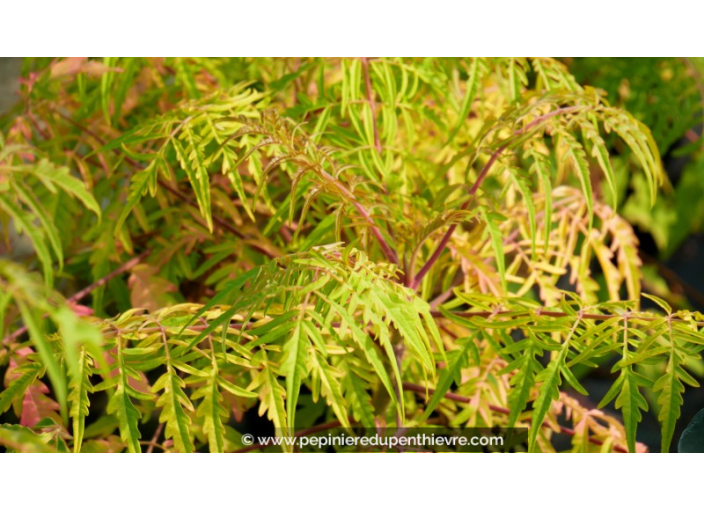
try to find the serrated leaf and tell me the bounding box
[248,351,289,447]
[342,362,375,429]
[32,160,101,218]
[479,207,506,290]
[68,347,93,453]
[173,130,213,232]
[114,160,158,234]
[152,367,195,453]
[193,368,227,453]
[106,341,142,453]
[0,194,54,287]
[653,364,683,453]
[528,345,567,452]
[421,337,474,421]
[16,302,66,418]
[308,349,351,429]
[0,363,42,415]
[281,318,310,431]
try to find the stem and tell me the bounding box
[401,382,629,453]
[410,106,580,290]
[54,89,394,264]
[352,202,399,266]
[146,422,165,454]
[67,249,151,304]
[320,168,399,265]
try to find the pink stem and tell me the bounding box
[410,106,579,290]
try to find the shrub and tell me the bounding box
[1,57,703,452]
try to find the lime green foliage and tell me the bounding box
[569,57,704,258]
[1,57,703,453]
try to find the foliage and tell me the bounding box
[568,57,704,259]
[1,57,704,453]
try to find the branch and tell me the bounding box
[56,96,395,265]
[401,382,628,453]
[145,422,165,454]
[410,106,580,290]
[319,168,399,265]
[67,249,151,304]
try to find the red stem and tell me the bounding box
[321,169,399,265]
[352,202,399,266]
[410,106,580,290]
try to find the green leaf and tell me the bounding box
[654,366,684,453]
[0,363,42,415]
[0,424,56,453]
[222,150,255,221]
[510,169,537,257]
[528,344,568,452]
[479,207,506,290]
[342,361,376,429]
[420,336,474,421]
[582,123,617,209]
[114,159,158,234]
[281,318,310,431]
[17,301,67,418]
[325,299,400,418]
[369,288,434,375]
[599,367,648,453]
[507,58,528,104]
[52,306,103,397]
[106,341,143,453]
[32,160,101,218]
[68,347,93,453]
[217,376,257,398]
[193,368,227,453]
[173,129,213,232]
[448,58,484,142]
[562,133,593,228]
[11,181,63,269]
[248,351,289,447]
[152,367,195,453]
[504,337,542,427]
[0,194,54,287]
[308,348,351,429]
